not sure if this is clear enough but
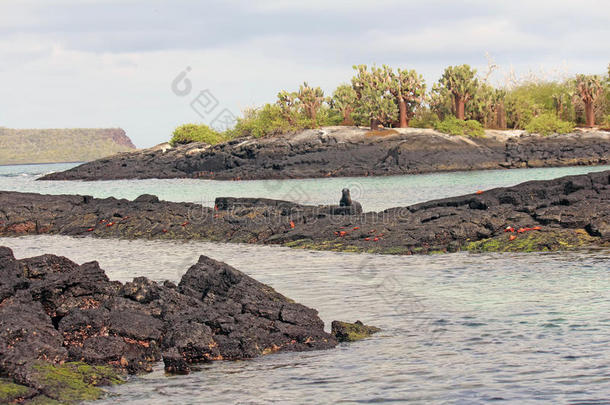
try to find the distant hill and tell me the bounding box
[0,128,137,165]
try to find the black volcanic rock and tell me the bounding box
[331,320,381,342]
[0,248,338,398]
[38,127,610,181]
[2,171,609,254]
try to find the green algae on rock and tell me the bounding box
[464,229,598,253]
[331,321,381,342]
[0,378,35,403]
[28,361,124,403]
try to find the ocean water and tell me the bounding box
[1,163,609,211]
[0,164,609,404]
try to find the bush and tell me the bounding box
[227,104,310,139]
[601,114,610,130]
[410,108,440,128]
[505,82,575,128]
[317,105,344,126]
[525,113,575,135]
[169,124,225,146]
[434,116,484,137]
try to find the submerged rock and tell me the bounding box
[0,248,337,401]
[331,321,381,342]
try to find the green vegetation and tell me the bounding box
[331,84,358,125]
[525,113,575,135]
[169,123,225,146]
[575,74,605,127]
[0,378,32,402]
[437,64,479,120]
[385,66,426,127]
[170,62,610,144]
[29,361,124,403]
[296,82,326,127]
[434,116,484,137]
[601,114,610,130]
[351,65,398,129]
[0,127,135,165]
[229,104,307,138]
[331,320,381,342]
[464,229,596,253]
[410,108,440,128]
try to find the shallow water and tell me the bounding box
[1,163,609,211]
[0,235,608,404]
[1,164,609,404]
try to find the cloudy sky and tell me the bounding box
[2,0,609,147]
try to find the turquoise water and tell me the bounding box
[0,164,609,404]
[0,236,608,404]
[1,163,610,211]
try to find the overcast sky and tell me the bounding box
[2,0,609,147]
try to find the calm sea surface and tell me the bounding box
[1,163,609,211]
[0,163,608,404]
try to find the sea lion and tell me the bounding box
[338,188,362,214]
[340,188,352,207]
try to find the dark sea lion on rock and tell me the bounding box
[340,188,352,207]
[337,188,362,214]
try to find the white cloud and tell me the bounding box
[1,0,609,147]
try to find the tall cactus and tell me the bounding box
[331,84,358,125]
[439,64,479,120]
[276,90,298,125]
[383,66,426,127]
[467,84,506,128]
[575,74,603,127]
[296,82,326,127]
[351,65,397,129]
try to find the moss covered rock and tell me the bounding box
[25,395,62,404]
[331,321,381,342]
[0,378,35,403]
[27,361,124,403]
[464,229,597,253]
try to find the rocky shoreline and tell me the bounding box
[0,247,378,403]
[39,127,610,181]
[3,170,609,254]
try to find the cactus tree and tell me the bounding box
[351,65,397,129]
[439,64,479,120]
[331,84,358,125]
[575,74,603,127]
[296,82,326,127]
[384,66,426,127]
[276,90,298,125]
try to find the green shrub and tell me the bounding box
[601,114,610,130]
[505,82,575,128]
[410,108,440,128]
[227,104,307,138]
[169,124,224,146]
[525,113,575,135]
[317,105,344,126]
[434,116,484,137]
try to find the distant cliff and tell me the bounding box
[0,127,136,165]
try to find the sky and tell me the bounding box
[1,0,609,148]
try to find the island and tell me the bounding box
[38,127,609,181]
[0,128,136,166]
